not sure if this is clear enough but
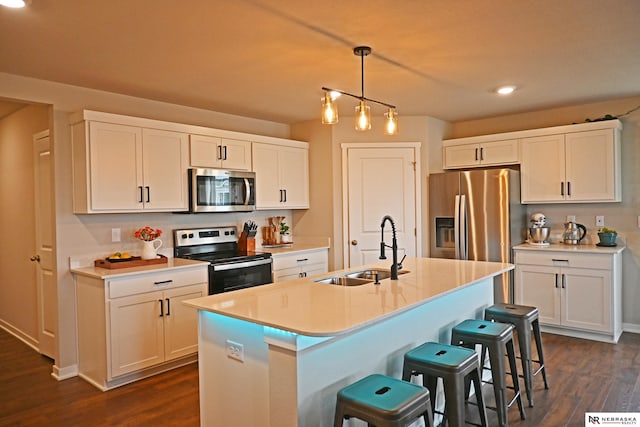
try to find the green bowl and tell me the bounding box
[597,232,617,246]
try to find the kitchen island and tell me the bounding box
[184,257,513,426]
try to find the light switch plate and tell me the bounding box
[567,215,576,222]
[595,216,605,227]
[111,228,121,242]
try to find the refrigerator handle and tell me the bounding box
[454,195,461,259]
[459,194,468,260]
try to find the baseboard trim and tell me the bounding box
[52,364,78,381]
[623,323,640,334]
[0,320,38,351]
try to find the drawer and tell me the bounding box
[514,251,612,270]
[108,267,208,299]
[272,249,328,271]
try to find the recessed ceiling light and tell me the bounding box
[0,0,26,7]
[496,85,517,95]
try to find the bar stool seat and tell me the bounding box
[452,319,526,427]
[334,374,434,427]
[402,342,488,427]
[485,303,549,407]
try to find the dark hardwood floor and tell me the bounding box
[1,327,639,426]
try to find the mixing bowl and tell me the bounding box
[529,227,550,243]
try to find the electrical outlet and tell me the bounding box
[595,216,605,227]
[111,228,121,242]
[567,215,576,222]
[226,340,244,362]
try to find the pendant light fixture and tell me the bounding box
[321,46,398,135]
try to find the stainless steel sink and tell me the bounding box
[345,268,409,281]
[314,268,409,286]
[314,276,373,286]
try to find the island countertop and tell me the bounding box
[184,256,513,337]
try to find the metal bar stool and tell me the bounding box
[484,303,549,407]
[334,373,435,427]
[451,319,526,427]
[402,342,489,427]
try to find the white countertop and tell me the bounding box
[183,257,512,337]
[513,242,625,254]
[70,257,208,279]
[258,237,330,256]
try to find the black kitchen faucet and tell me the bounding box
[379,215,405,280]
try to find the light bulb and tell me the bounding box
[0,0,26,7]
[384,109,398,135]
[321,93,338,124]
[355,100,371,131]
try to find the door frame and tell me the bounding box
[341,142,422,268]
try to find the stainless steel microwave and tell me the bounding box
[188,168,256,213]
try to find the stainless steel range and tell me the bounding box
[173,226,272,294]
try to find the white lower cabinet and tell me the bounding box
[75,265,207,390]
[272,248,329,282]
[514,247,622,343]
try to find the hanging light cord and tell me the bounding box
[321,46,396,109]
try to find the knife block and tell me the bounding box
[238,232,255,255]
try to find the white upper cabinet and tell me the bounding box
[71,119,188,213]
[252,141,309,209]
[189,134,251,170]
[443,138,519,169]
[70,110,310,214]
[521,126,621,203]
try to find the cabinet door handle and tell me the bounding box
[217,145,223,160]
[283,189,287,203]
[567,181,571,197]
[480,147,484,161]
[145,186,150,203]
[560,182,564,196]
[166,298,170,316]
[475,147,479,161]
[279,189,283,203]
[138,186,144,203]
[154,279,173,285]
[223,146,227,160]
[159,299,164,317]
[555,273,558,288]
[562,274,566,289]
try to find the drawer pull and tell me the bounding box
[297,258,309,262]
[551,259,569,263]
[154,279,173,286]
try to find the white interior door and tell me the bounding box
[344,146,417,268]
[33,130,56,358]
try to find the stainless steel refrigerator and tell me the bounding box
[428,168,526,303]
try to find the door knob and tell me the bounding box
[351,240,358,246]
[30,255,41,262]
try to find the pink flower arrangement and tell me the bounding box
[134,226,163,241]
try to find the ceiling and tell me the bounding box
[1,1,639,124]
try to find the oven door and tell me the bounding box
[209,258,272,294]
[190,168,256,213]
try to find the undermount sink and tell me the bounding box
[345,268,409,281]
[314,276,373,286]
[314,268,410,286]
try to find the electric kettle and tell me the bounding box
[563,221,587,245]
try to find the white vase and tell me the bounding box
[141,239,162,260]
[280,233,291,243]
